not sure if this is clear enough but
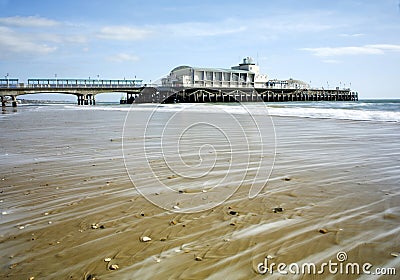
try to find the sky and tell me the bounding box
[0,0,400,101]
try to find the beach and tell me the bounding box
[1,102,399,279]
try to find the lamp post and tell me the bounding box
[97,74,100,87]
[55,73,57,87]
[6,73,9,88]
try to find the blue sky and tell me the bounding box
[0,0,400,100]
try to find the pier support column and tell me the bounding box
[11,96,17,107]
[1,96,5,107]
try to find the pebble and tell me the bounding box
[391,252,399,257]
[18,226,25,230]
[104,258,112,262]
[109,264,119,270]
[195,256,203,261]
[173,205,181,210]
[319,228,329,234]
[170,220,178,225]
[2,211,7,215]
[228,210,238,215]
[44,212,49,216]
[91,223,99,229]
[273,207,284,213]
[140,236,152,242]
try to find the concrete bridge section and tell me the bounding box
[0,78,143,107]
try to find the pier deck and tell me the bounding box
[131,86,358,104]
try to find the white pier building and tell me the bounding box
[161,57,309,90]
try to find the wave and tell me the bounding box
[61,101,400,123]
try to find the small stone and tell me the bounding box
[99,225,105,229]
[390,252,399,257]
[228,210,238,215]
[202,189,207,193]
[273,207,284,213]
[173,205,180,210]
[140,236,151,242]
[170,220,178,225]
[195,256,203,261]
[18,226,25,230]
[104,257,112,262]
[109,264,119,270]
[48,221,52,224]
[2,211,7,215]
[283,177,291,181]
[9,263,18,269]
[29,277,35,280]
[44,212,49,216]
[140,211,145,217]
[223,238,230,242]
[160,237,167,241]
[319,228,329,234]
[229,222,236,226]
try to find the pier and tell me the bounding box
[0,76,358,107]
[0,78,143,107]
[132,86,358,104]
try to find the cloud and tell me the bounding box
[0,15,59,27]
[0,26,57,56]
[162,21,247,37]
[107,53,139,63]
[339,33,365,37]
[301,44,400,57]
[98,26,151,41]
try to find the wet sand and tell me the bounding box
[1,104,399,279]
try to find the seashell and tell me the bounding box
[140,236,151,242]
[104,258,112,262]
[109,264,119,270]
[91,223,99,229]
